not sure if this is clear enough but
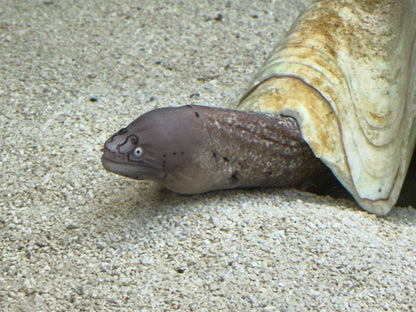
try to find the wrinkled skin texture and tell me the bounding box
[102,105,330,194]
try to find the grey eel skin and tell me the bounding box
[101,105,328,194]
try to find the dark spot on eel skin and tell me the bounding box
[194,111,200,118]
[172,152,177,156]
[181,151,185,155]
[163,154,166,158]
[231,171,239,183]
[223,157,230,162]
[212,152,217,158]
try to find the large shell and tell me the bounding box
[238,0,416,215]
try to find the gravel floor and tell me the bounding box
[1,0,415,311]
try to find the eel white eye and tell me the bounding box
[133,147,143,157]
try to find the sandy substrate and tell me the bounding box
[1,0,415,311]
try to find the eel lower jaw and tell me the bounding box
[101,155,161,180]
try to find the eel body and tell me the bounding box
[102,105,327,194]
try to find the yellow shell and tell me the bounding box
[238,0,416,215]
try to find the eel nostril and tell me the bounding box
[129,135,138,145]
[117,128,128,135]
[107,128,128,143]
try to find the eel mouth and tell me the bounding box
[101,155,132,171]
[101,153,161,180]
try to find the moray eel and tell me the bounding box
[101,105,328,194]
